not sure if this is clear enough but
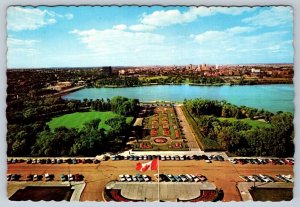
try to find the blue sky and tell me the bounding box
[7,6,293,68]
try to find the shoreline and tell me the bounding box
[88,82,293,89]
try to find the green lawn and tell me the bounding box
[48,111,133,131]
[218,117,270,128]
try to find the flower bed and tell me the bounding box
[154,137,168,143]
[140,142,153,149]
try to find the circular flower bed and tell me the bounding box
[154,137,168,143]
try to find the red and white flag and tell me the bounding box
[136,158,158,172]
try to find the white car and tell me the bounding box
[142,175,150,182]
[247,176,256,182]
[119,174,126,182]
[45,173,50,181]
[228,159,237,164]
[125,174,132,182]
[33,174,39,181]
[282,174,294,182]
[132,175,138,182]
[68,174,74,181]
[185,174,193,182]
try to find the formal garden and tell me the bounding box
[133,106,189,151]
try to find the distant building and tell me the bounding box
[251,68,261,73]
[48,81,72,91]
[77,80,85,85]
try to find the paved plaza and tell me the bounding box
[106,181,216,201]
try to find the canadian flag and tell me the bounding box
[136,158,158,172]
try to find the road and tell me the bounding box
[175,105,202,151]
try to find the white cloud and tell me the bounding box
[7,7,74,31]
[243,6,292,27]
[140,7,254,27]
[225,26,255,34]
[129,24,156,32]
[70,29,166,56]
[193,27,292,57]
[112,24,127,30]
[7,37,39,58]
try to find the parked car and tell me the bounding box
[173,175,182,182]
[7,174,11,181]
[33,174,39,181]
[142,175,150,182]
[136,174,144,182]
[11,174,18,181]
[167,174,175,182]
[125,174,132,182]
[45,173,51,181]
[74,174,82,181]
[185,174,193,182]
[239,175,250,182]
[179,175,188,182]
[197,174,207,182]
[247,176,256,182]
[119,174,126,182]
[93,159,100,164]
[26,174,33,181]
[132,175,138,182]
[68,174,74,181]
[61,174,67,182]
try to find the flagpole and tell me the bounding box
[157,158,160,202]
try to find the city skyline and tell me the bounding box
[7,6,293,68]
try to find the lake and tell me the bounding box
[63,84,294,113]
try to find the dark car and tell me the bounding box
[216,155,224,161]
[74,174,83,181]
[93,159,100,164]
[61,174,67,182]
[201,155,208,160]
[11,174,18,181]
[26,174,33,181]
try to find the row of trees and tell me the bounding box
[189,76,225,84]
[184,99,294,157]
[184,98,274,120]
[93,76,226,87]
[30,117,129,156]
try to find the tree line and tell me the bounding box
[184,99,294,157]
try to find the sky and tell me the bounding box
[7,6,293,68]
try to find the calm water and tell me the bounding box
[63,84,294,113]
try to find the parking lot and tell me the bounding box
[7,157,294,202]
